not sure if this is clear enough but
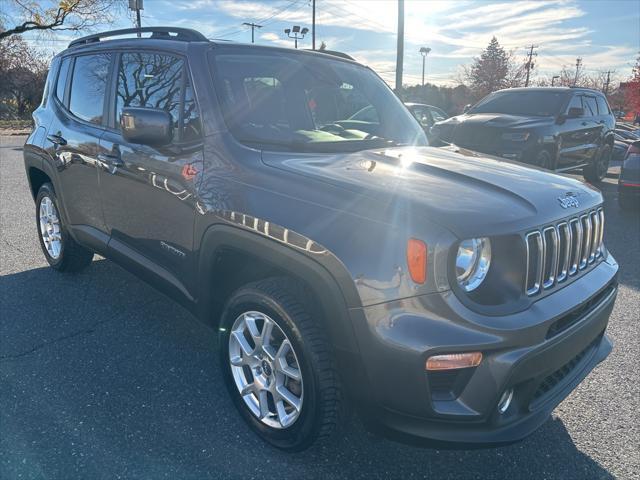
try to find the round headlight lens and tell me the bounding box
[456,238,491,292]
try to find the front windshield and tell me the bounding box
[469,90,568,116]
[211,49,427,153]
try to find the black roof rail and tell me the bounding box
[68,27,208,48]
[303,49,355,61]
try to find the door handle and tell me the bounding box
[97,153,124,166]
[97,153,124,173]
[46,134,67,146]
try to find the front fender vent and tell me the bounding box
[525,208,604,296]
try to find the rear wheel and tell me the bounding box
[36,183,93,272]
[219,278,343,451]
[584,145,611,183]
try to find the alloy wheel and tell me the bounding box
[39,196,62,259]
[228,311,304,429]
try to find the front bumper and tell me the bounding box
[350,255,618,445]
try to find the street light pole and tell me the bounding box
[284,26,309,49]
[551,75,560,86]
[395,0,404,93]
[312,0,316,50]
[419,47,431,87]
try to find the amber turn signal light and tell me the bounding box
[426,352,483,371]
[407,238,427,284]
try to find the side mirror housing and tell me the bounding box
[566,107,584,119]
[120,107,173,146]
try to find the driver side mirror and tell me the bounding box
[121,107,173,146]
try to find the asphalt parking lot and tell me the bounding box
[1,134,639,480]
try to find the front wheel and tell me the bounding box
[534,149,553,170]
[584,145,611,183]
[218,278,343,451]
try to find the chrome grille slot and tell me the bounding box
[542,227,559,289]
[569,218,582,276]
[525,231,543,295]
[580,214,591,269]
[556,222,571,283]
[589,211,599,263]
[525,208,604,296]
[597,208,604,256]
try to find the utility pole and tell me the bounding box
[395,0,404,93]
[128,0,143,37]
[524,44,538,87]
[242,22,262,43]
[312,0,316,50]
[603,70,612,95]
[573,57,582,86]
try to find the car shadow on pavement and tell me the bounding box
[0,260,615,479]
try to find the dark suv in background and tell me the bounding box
[431,87,616,183]
[24,27,618,451]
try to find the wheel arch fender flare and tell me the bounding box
[195,223,363,355]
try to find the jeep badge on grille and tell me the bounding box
[558,192,580,209]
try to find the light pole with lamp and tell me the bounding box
[284,26,309,49]
[419,47,431,87]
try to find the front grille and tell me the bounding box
[453,125,497,151]
[525,208,604,296]
[532,334,602,403]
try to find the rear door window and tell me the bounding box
[68,53,112,125]
[581,96,598,117]
[595,96,610,115]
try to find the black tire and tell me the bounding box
[218,277,343,451]
[534,149,553,170]
[584,144,612,184]
[619,193,638,211]
[35,183,93,272]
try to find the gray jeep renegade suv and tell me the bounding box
[24,27,618,451]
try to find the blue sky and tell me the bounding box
[17,0,640,86]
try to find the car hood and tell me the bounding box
[438,113,555,130]
[262,146,602,238]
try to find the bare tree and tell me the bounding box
[0,34,49,117]
[0,0,123,40]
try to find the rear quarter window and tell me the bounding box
[55,57,72,104]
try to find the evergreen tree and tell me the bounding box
[467,37,511,98]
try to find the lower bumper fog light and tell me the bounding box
[498,388,514,414]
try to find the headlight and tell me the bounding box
[501,132,530,142]
[456,238,491,292]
